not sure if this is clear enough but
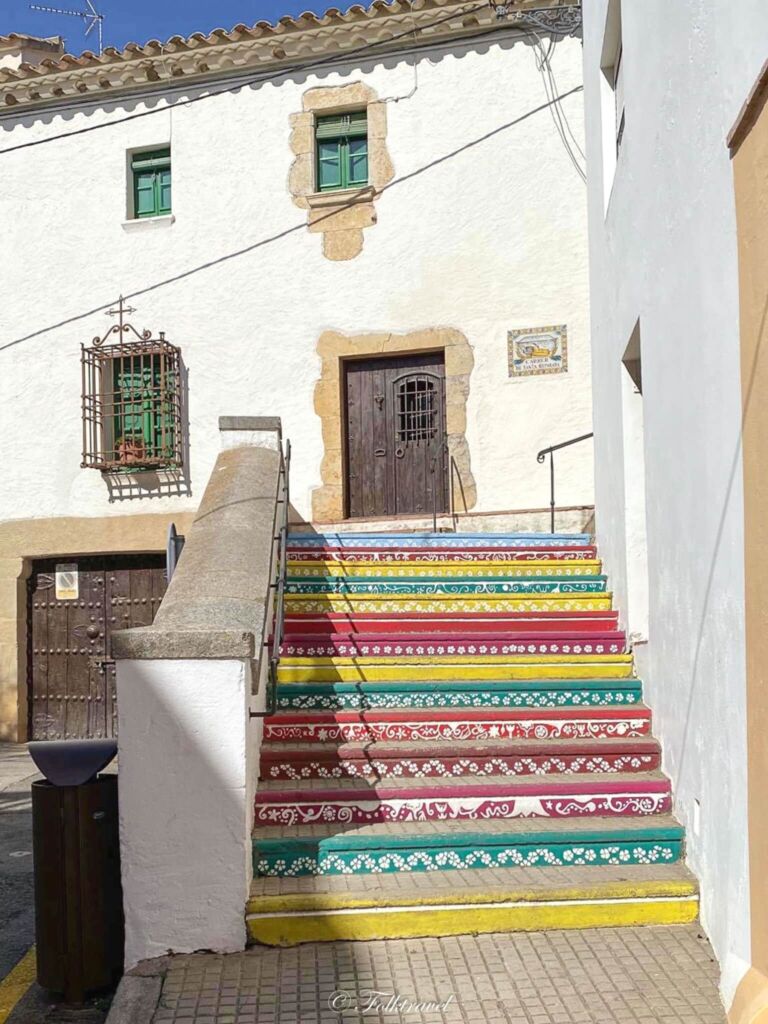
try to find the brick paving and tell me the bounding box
[151,925,725,1024]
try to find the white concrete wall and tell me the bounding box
[117,658,254,967]
[0,32,591,525]
[582,0,768,1005]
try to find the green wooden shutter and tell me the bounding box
[315,112,368,191]
[112,354,176,465]
[132,148,171,218]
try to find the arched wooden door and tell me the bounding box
[344,351,448,518]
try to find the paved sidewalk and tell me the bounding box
[0,744,37,793]
[150,925,725,1024]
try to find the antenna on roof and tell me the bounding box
[29,0,104,55]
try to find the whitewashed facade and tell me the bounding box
[0,3,591,740]
[582,0,768,1015]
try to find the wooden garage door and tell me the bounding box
[27,554,167,740]
[344,351,448,518]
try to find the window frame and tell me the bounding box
[315,111,369,193]
[131,147,172,220]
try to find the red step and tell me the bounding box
[280,631,626,657]
[283,611,620,635]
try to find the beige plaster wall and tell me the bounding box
[0,511,194,741]
[288,81,394,260]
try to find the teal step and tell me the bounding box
[276,679,643,711]
[284,576,608,596]
[252,817,684,877]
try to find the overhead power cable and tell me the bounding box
[0,83,583,354]
[0,5,581,156]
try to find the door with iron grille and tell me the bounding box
[27,555,167,740]
[344,352,448,518]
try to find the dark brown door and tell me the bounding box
[27,554,167,740]
[345,351,448,518]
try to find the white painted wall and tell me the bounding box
[0,31,591,526]
[117,658,254,967]
[582,0,768,1005]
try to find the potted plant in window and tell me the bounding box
[115,435,146,466]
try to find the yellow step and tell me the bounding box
[246,870,698,945]
[287,560,603,578]
[285,594,614,614]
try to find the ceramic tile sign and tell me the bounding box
[508,324,568,378]
[55,563,79,601]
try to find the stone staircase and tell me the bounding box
[247,530,697,945]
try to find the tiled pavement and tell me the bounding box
[151,925,725,1024]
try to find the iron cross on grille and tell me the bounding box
[92,296,152,347]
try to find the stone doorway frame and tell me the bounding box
[312,328,477,523]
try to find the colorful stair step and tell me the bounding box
[285,594,614,614]
[283,610,620,634]
[276,654,635,683]
[253,773,672,826]
[252,816,684,876]
[263,707,652,743]
[287,532,593,549]
[284,577,608,595]
[279,633,627,656]
[259,736,661,780]
[286,546,598,562]
[287,561,603,579]
[245,865,698,943]
[274,679,643,711]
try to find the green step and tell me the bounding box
[252,820,684,877]
[275,679,643,711]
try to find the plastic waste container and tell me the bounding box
[28,739,123,1002]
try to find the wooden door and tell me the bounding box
[345,351,448,518]
[27,554,167,740]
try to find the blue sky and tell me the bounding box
[0,1,371,52]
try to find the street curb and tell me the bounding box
[104,975,162,1024]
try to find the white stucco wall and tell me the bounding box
[582,0,768,1005]
[0,30,591,526]
[117,658,254,967]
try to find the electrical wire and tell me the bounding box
[0,3,490,155]
[529,30,586,182]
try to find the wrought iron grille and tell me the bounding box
[395,375,437,443]
[81,306,182,472]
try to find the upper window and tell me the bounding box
[315,111,368,192]
[132,148,171,219]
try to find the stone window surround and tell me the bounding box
[312,328,477,523]
[288,81,394,261]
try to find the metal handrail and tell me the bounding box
[251,437,291,719]
[536,431,593,533]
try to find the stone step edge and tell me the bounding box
[266,706,651,721]
[276,678,641,693]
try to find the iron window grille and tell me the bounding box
[81,308,182,472]
[396,376,437,443]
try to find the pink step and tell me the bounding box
[260,736,661,781]
[283,611,620,635]
[280,632,626,657]
[263,707,652,744]
[253,774,671,826]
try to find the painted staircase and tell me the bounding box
[247,531,697,945]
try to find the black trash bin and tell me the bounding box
[28,740,124,1003]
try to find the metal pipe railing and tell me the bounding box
[251,437,291,719]
[536,431,593,533]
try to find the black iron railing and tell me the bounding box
[251,437,291,719]
[536,432,593,533]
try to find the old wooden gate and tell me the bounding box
[344,351,449,518]
[27,554,167,740]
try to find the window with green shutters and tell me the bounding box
[132,148,172,219]
[315,111,369,192]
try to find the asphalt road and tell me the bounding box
[0,771,35,980]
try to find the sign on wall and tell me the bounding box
[508,325,568,378]
[54,563,79,601]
